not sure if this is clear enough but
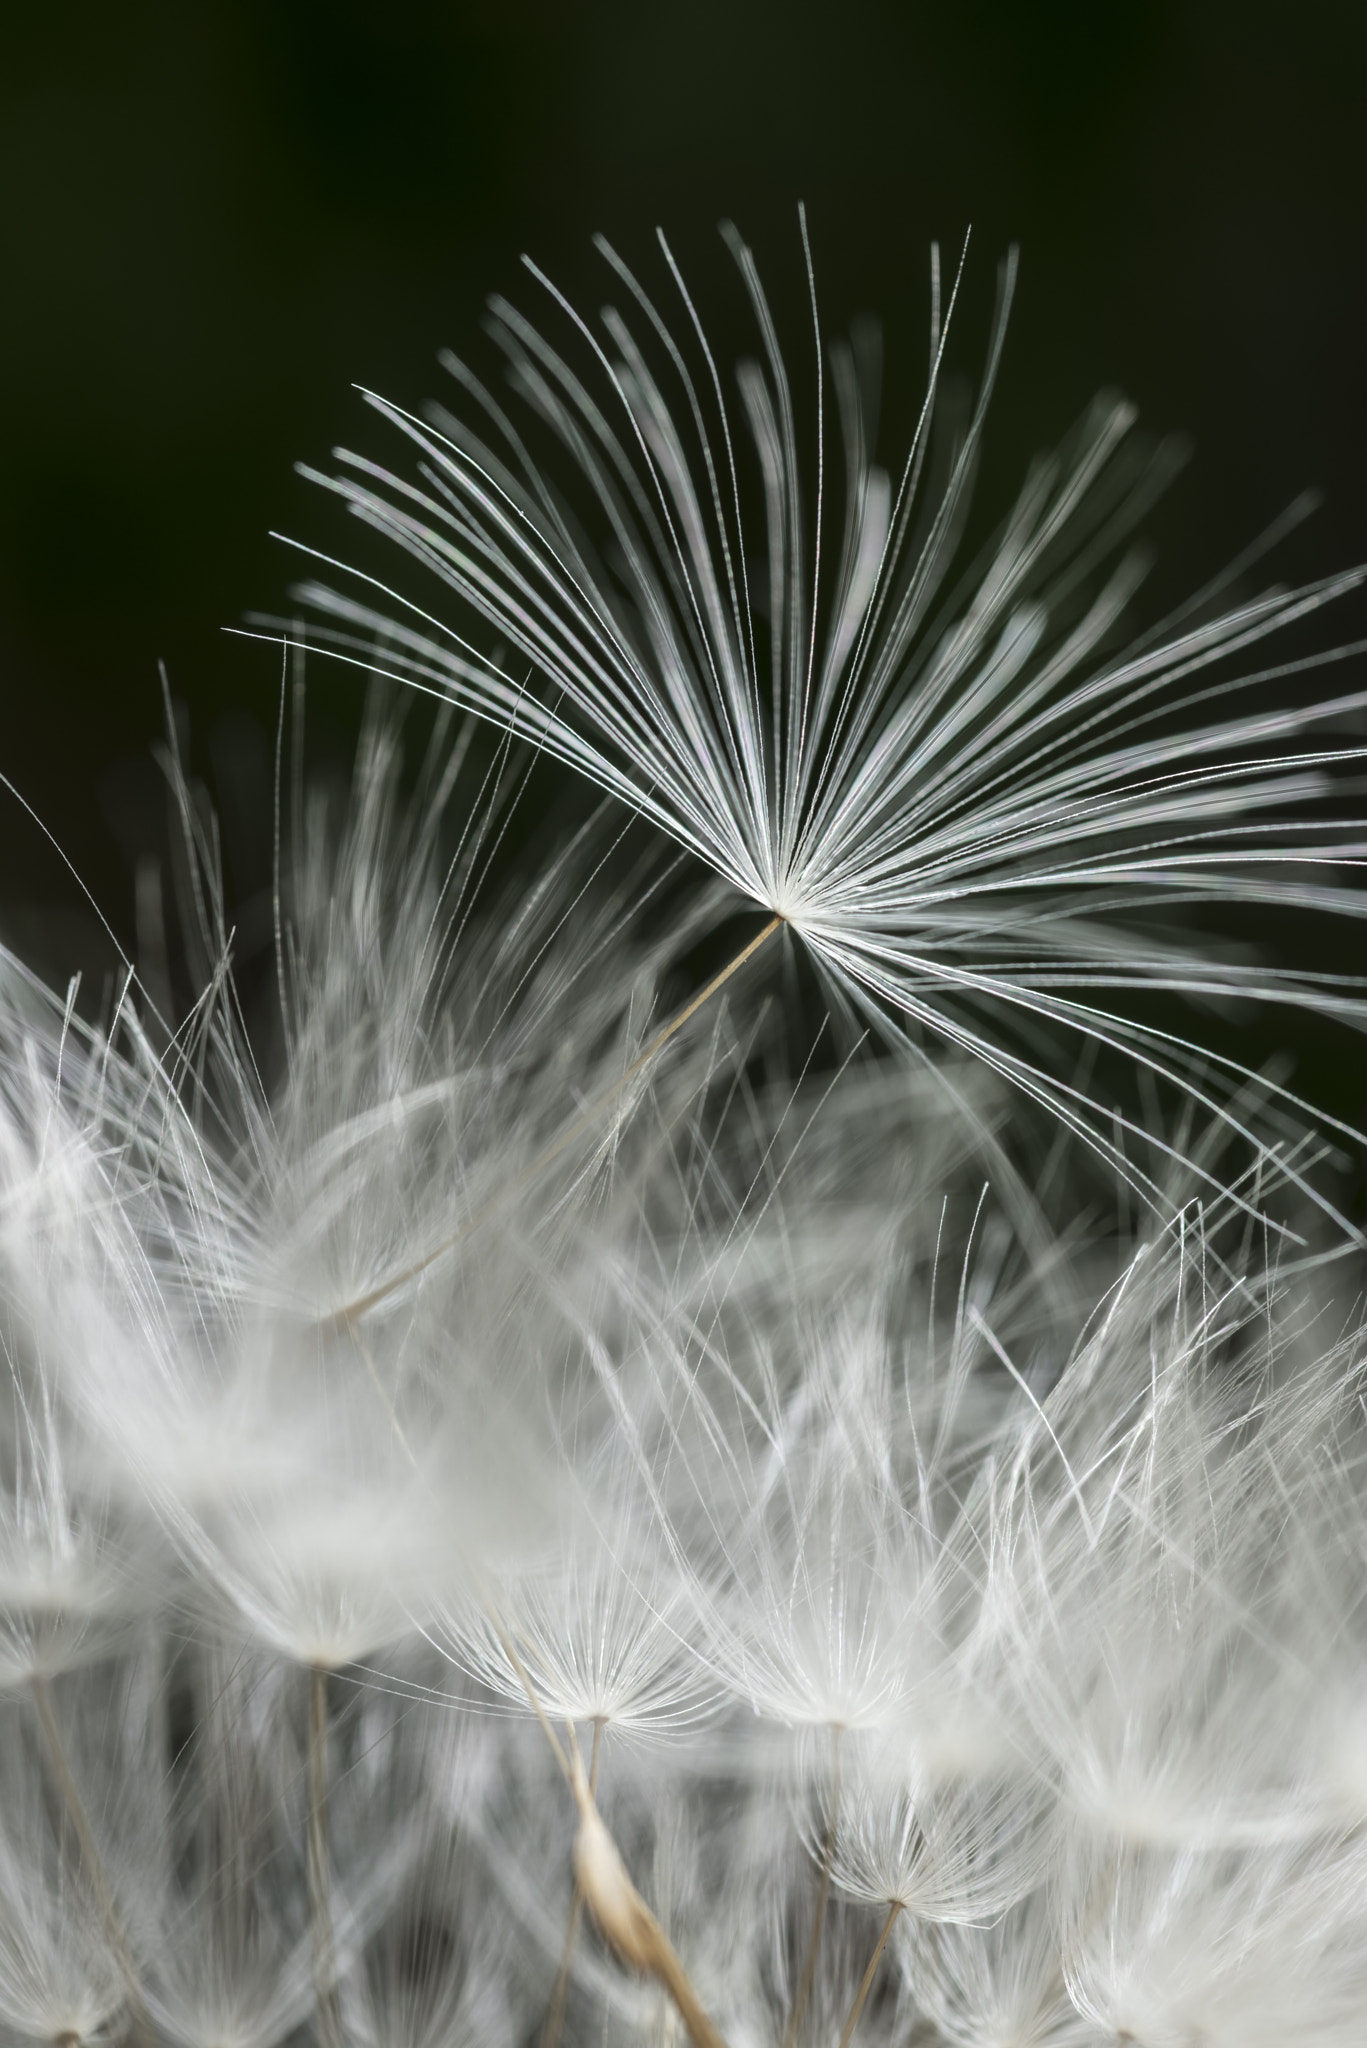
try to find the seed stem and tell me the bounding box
[329,913,784,1328]
[28,1675,156,2048]
[541,1719,604,2048]
[836,1902,902,2048]
[567,1729,728,2048]
[781,1726,842,2048]
[307,1664,341,2048]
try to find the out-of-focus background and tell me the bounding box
[2,0,1365,1116]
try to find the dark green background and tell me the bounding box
[2,0,1365,1125]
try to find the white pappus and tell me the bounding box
[5,218,1367,2048]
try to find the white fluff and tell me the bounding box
[6,225,1367,2048]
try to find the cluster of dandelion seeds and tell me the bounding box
[6,216,1367,2048]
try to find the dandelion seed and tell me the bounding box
[275,215,1367,1227]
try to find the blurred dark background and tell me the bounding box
[2,0,1366,1130]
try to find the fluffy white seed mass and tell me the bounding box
[6,223,1367,2048]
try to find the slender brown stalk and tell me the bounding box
[650,1940,730,2048]
[541,1720,604,2048]
[835,1902,903,2048]
[307,1664,341,2048]
[28,1676,156,2048]
[567,1733,729,2048]
[328,913,784,1328]
[781,1726,842,2048]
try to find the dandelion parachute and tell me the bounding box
[276,214,1367,1221]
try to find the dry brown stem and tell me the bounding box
[568,1736,728,2048]
[540,1720,603,2048]
[836,1901,903,2048]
